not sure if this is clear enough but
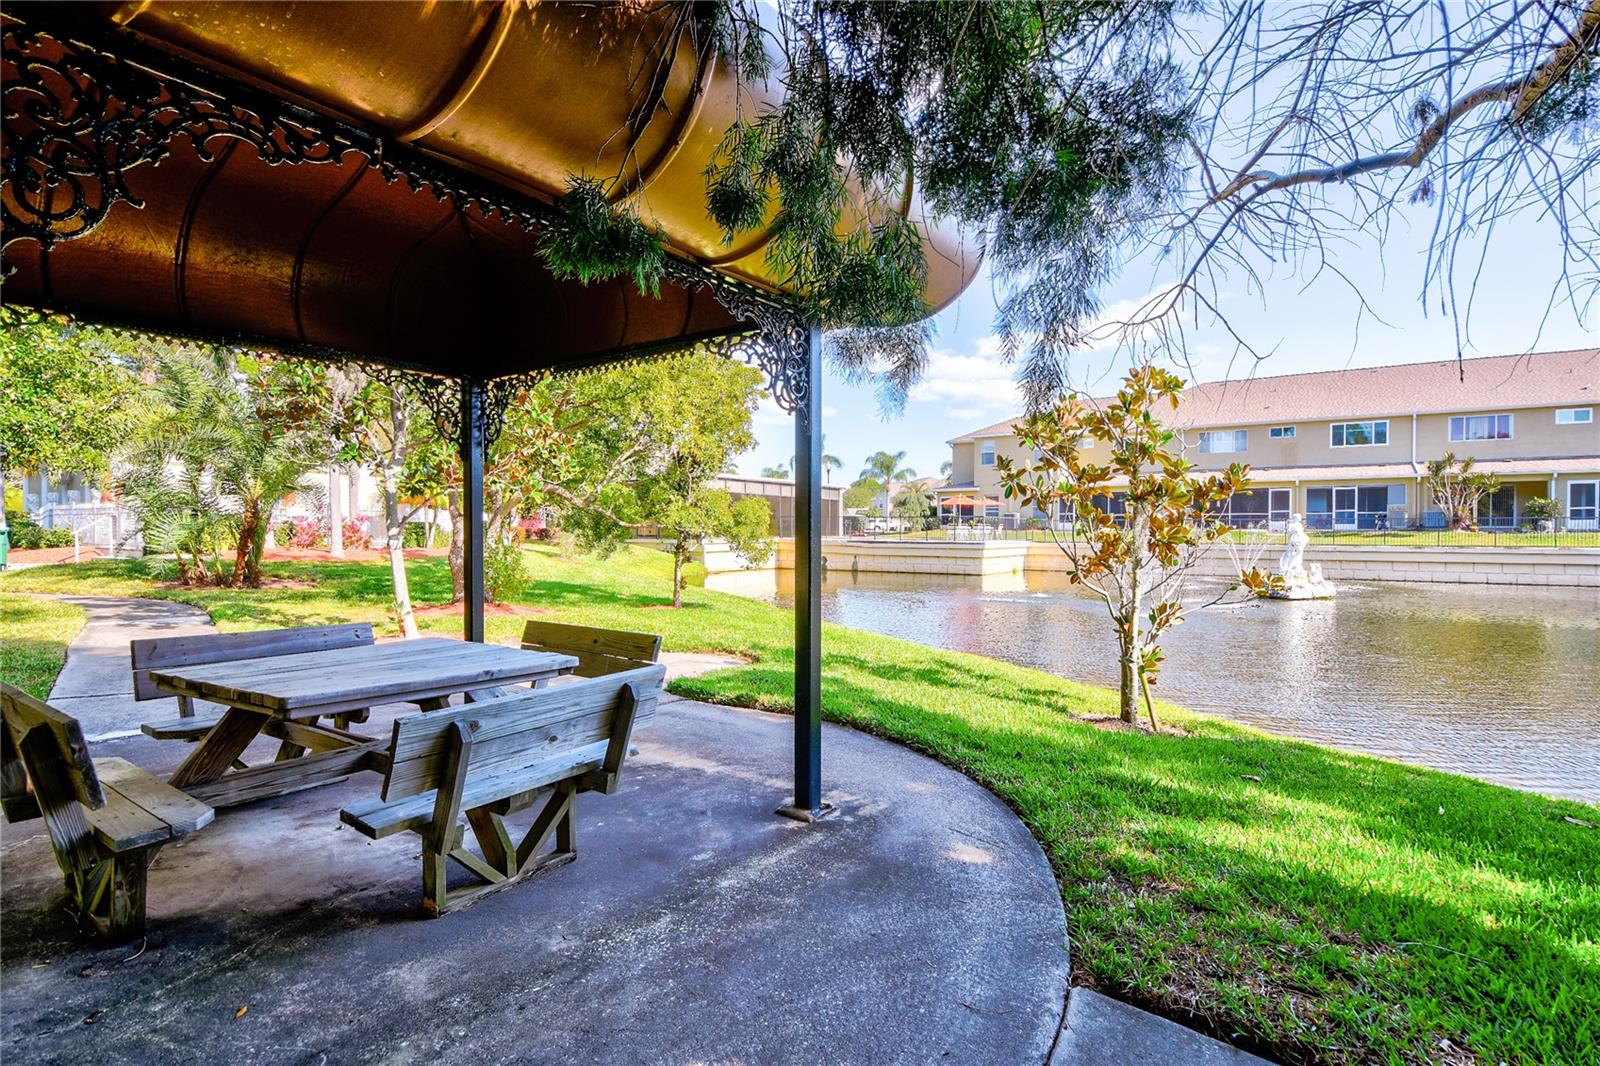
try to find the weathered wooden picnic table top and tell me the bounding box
[148,639,581,807]
[150,638,579,716]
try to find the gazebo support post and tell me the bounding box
[778,324,830,821]
[459,378,487,643]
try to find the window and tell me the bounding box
[1556,408,1594,425]
[1570,481,1598,529]
[1198,429,1248,453]
[984,504,1001,518]
[1268,426,1296,439]
[1449,413,1513,441]
[1331,420,1388,447]
[1207,488,1290,529]
[979,441,996,466]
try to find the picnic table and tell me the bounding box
[148,638,578,809]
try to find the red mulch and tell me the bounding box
[262,546,447,562]
[412,601,529,617]
[5,546,107,565]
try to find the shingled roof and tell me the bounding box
[948,348,1600,442]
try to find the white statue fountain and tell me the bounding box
[1270,514,1336,600]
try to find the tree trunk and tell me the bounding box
[1118,637,1139,725]
[380,465,418,638]
[232,499,261,588]
[671,537,687,608]
[1120,509,1147,725]
[328,466,344,558]
[447,486,465,603]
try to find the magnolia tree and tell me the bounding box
[997,365,1274,727]
[1424,453,1502,530]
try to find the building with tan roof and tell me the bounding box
[941,349,1600,530]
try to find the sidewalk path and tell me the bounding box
[45,595,220,749]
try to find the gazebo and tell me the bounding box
[0,2,974,818]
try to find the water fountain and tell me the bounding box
[1270,514,1336,600]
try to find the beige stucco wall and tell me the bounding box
[949,441,977,485]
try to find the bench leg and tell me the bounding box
[77,849,152,943]
[273,714,318,762]
[170,707,271,788]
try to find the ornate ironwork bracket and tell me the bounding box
[1,15,815,422]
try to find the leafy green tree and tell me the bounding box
[542,5,1593,403]
[333,373,443,634]
[617,356,772,606]
[998,365,1272,727]
[0,312,139,528]
[842,477,881,511]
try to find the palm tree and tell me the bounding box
[761,465,791,479]
[121,350,321,587]
[790,434,842,482]
[861,449,916,484]
[940,460,954,477]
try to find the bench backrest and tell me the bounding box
[379,663,666,802]
[1,682,102,824]
[130,622,375,701]
[520,620,662,678]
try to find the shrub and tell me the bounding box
[402,521,429,548]
[6,511,43,548]
[279,516,324,549]
[1524,497,1564,521]
[484,540,528,603]
[5,515,73,549]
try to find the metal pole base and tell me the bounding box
[774,801,836,824]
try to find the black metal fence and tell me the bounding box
[854,521,1600,549]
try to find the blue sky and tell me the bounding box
[737,206,1597,484]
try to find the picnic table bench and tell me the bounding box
[341,663,666,915]
[2,683,214,941]
[136,630,578,809]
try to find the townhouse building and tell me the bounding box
[940,348,1600,530]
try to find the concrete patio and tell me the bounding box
[1,635,1070,1064]
[2,596,1276,1064]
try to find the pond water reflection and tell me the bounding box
[759,569,1600,802]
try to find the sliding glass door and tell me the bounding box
[1333,487,1357,530]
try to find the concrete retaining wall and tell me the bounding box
[1149,544,1600,587]
[686,536,1599,587]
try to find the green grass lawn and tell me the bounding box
[3,549,1597,1064]
[0,592,88,698]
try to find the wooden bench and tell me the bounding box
[521,620,663,678]
[340,663,666,915]
[1,683,214,942]
[134,624,376,759]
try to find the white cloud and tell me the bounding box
[907,344,1024,423]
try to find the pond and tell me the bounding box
[758,569,1600,803]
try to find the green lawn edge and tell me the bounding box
[2,549,1596,1064]
[0,592,87,698]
